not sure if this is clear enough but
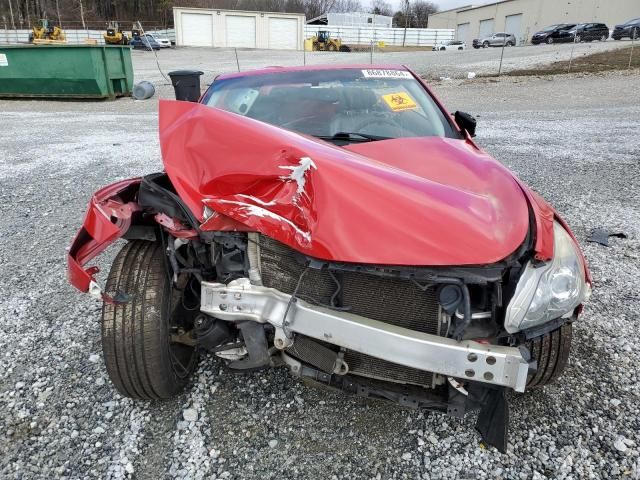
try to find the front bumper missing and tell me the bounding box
[201,278,531,392]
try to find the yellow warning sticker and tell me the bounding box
[382,92,417,112]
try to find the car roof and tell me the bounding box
[217,64,412,81]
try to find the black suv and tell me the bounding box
[531,24,576,44]
[571,23,610,42]
[612,18,640,40]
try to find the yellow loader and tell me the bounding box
[311,31,351,52]
[29,19,66,43]
[104,22,129,45]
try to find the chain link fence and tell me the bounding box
[486,34,640,78]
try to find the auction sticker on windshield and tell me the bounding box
[382,92,418,111]
[361,69,413,79]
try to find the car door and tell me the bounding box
[597,24,609,40]
[490,34,502,46]
[585,24,597,40]
[556,25,573,41]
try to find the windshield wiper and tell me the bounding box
[316,132,391,143]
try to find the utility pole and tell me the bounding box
[402,0,410,47]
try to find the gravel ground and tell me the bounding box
[1,66,639,479]
[126,40,633,83]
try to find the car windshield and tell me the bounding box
[624,18,640,25]
[541,24,561,32]
[202,69,458,142]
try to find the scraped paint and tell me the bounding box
[279,156,317,199]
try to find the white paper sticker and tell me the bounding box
[0,54,8,67]
[361,69,413,79]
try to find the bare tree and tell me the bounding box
[55,0,61,25]
[411,0,436,27]
[285,0,305,13]
[332,0,361,12]
[0,0,367,29]
[303,0,335,19]
[7,0,16,28]
[369,0,391,16]
[78,0,85,29]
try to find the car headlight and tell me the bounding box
[504,221,590,333]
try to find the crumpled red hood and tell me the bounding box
[159,100,529,266]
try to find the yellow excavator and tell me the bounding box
[29,19,66,43]
[310,30,350,52]
[104,22,129,45]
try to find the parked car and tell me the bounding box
[67,65,591,452]
[530,24,576,44]
[472,32,516,48]
[144,33,172,48]
[129,34,161,50]
[569,23,610,42]
[612,17,640,40]
[432,40,466,51]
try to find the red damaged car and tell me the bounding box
[68,65,590,450]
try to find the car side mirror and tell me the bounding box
[454,111,476,137]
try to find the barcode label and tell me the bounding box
[361,69,413,79]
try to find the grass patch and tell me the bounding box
[506,45,640,76]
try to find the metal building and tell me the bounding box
[307,12,393,27]
[173,7,306,49]
[428,0,639,45]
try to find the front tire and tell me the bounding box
[483,41,489,48]
[102,240,198,400]
[526,323,572,388]
[546,37,554,44]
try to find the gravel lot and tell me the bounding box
[0,54,639,479]
[127,40,633,82]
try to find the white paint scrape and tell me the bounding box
[279,156,317,198]
[213,199,311,243]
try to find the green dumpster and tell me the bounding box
[0,45,133,99]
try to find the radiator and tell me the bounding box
[259,235,442,388]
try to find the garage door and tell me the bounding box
[457,23,470,44]
[181,13,213,47]
[226,15,256,48]
[479,18,495,39]
[505,13,523,45]
[269,17,298,49]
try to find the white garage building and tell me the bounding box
[173,7,306,49]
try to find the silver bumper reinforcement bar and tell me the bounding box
[201,278,530,392]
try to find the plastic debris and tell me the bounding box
[587,228,627,247]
